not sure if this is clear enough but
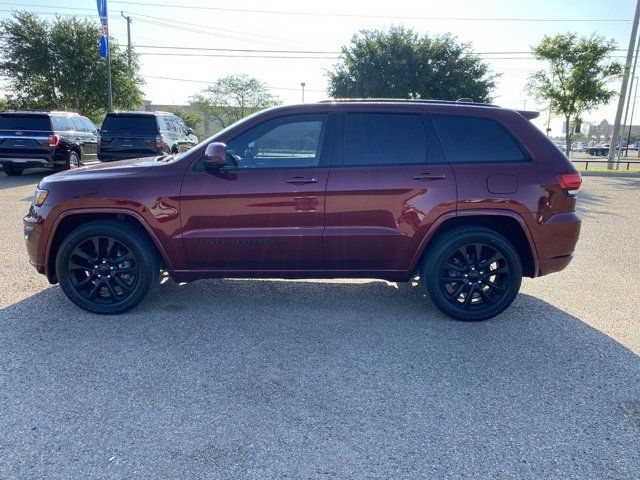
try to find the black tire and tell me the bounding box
[421,226,522,321]
[3,163,23,176]
[56,220,161,314]
[55,150,81,172]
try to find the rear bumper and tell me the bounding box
[533,211,581,277]
[98,149,161,162]
[1,155,54,168]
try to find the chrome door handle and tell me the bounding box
[286,177,318,185]
[412,172,446,180]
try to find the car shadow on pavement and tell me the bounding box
[1,279,639,479]
[0,169,49,190]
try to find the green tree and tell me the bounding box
[190,74,280,129]
[328,27,496,102]
[0,11,143,120]
[527,33,622,156]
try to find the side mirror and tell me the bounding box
[204,142,228,169]
[187,127,193,135]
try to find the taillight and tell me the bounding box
[555,172,582,194]
[48,134,60,147]
[155,135,163,149]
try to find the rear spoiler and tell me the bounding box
[517,110,540,120]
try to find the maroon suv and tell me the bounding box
[23,100,581,321]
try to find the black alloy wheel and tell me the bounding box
[57,221,160,314]
[422,227,522,321]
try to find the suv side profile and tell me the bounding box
[24,100,581,321]
[98,111,198,162]
[0,111,98,175]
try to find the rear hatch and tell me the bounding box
[99,114,159,158]
[0,113,52,160]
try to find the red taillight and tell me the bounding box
[555,172,582,192]
[48,134,60,147]
[155,135,163,149]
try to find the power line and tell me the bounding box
[143,74,326,92]
[2,1,631,22]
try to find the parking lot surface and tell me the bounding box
[1,170,639,479]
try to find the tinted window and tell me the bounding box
[70,117,85,132]
[0,114,50,131]
[432,115,527,163]
[227,114,327,169]
[81,117,97,132]
[101,115,158,134]
[51,116,73,131]
[343,113,427,166]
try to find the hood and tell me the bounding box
[46,156,164,182]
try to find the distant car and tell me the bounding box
[0,111,98,176]
[585,143,611,156]
[98,111,198,162]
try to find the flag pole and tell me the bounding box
[106,44,113,111]
[97,0,113,111]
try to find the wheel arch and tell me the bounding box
[45,209,172,283]
[412,210,538,278]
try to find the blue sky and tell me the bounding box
[1,0,637,135]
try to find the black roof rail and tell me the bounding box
[319,98,499,107]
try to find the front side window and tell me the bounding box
[70,117,85,132]
[343,113,428,166]
[226,114,327,169]
[81,117,97,132]
[432,114,528,163]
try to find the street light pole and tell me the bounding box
[301,82,306,103]
[625,77,639,154]
[120,12,132,70]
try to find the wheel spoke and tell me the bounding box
[479,252,499,269]
[106,237,116,260]
[445,262,466,272]
[87,281,102,299]
[113,276,132,293]
[104,278,119,300]
[485,280,505,292]
[113,252,134,264]
[75,276,93,289]
[90,237,100,258]
[72,249,95,264]
[69,261,91,272]
[440,274,463,283]
[487,266,508,276]
[474,244,483,265]
[461,285,475,308]
[447,282,466,300]
[477,287,495,305]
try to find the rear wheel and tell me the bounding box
[3,163,23,176]
[55,151,81,171]
[56,221,160,314]
[422,227,522,321]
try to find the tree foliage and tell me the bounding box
[0,11,143,120]
[328,27,496,102]
[190,74,280,129]
[166,106,203,139]
[527,32,622,155]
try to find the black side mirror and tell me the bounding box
[204,142,228,170]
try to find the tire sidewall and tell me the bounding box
[56,223,158,314]
[423,229,522,321]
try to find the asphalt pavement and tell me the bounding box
[0,169,638,479]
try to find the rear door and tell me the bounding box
[0,114,52,161]
[180,113,332,271]
[68,116,93,159]
[80,117,99,160]
[324,111,456,272]
[99,114,159,159]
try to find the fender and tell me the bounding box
[44,207,175,280]
[407,208,540,275]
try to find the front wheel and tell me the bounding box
[421,227,522,321]
[56,221,161,314]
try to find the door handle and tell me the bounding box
[412,172,446,180]
[286,176,318,185]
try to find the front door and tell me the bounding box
[324,111,457,272]
[180,113,332,271]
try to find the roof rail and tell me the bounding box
[319,98,497,107]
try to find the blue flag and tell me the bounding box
[97,0,109,58]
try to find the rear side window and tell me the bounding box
[0,114,51,131]
[343,113,427,166]
[101,115,158,134]
[70,117,85,132]
[51,116,73,131]
[432,114,528,163]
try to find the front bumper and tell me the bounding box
[23,205,51,277]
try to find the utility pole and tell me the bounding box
[121,12,132,69]
[619,22,640,161]
[608,0,640,169]
[625,78,639,155]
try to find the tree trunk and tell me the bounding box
[565,116,572,157]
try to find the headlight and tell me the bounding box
[34,187,48,207]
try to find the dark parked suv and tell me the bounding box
[98,111,198,162]
[24,99,582,320]
[0,111,98,175]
